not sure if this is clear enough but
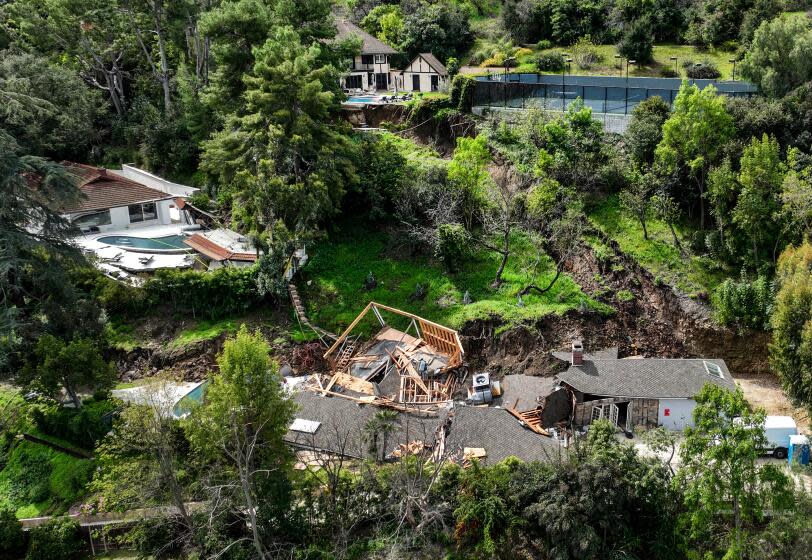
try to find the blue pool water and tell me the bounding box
[346,96,380,104]
[173,382,208,418]
[98,234,189,251]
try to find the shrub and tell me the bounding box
[31,398,116,449]
[617,18,654,64]
[187,191,213,211]
[713,275,773,330]
[450,74,477,112]
[143,265,262,319]
[660,67,678,78]
[536,39,552,50]
[572,36,602,70]
[683,59,721,79]
[446,56,460,77]
[26,518,82,560]
[436,223,470,272]
[535,52,565,72]
[0,507,25,560]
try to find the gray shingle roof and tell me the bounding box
[551,347,619,362]
[445,406,565,464]
[556,358,736,399]
[335,18,397,55]
[418,53,448,76]
[493,374,555,411]
[285,391,442,459]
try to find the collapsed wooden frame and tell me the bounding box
[323,302,464,369]
[314,302,465,407]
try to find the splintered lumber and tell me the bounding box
[329,372,376,395]
[506,407,550,436]
[391,440,427,458]
[322,372,340,395]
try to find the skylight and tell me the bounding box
[290,418,321,434]
[704,361,724,378]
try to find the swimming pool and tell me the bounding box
[98,234,189,251]
[173,381,208,419]
[346,96,380,104]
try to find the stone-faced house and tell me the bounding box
[398,53,449,92]
[555,341,736,431]
[335,19,397,92]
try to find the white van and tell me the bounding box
[763,416,798,459]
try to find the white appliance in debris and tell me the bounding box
[469,372,493,405]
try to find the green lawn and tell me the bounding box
[479,43,740,79]
[299,226,612,335]
[587,194,729,298]
[169,318,239,347]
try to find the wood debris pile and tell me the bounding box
[390,440,429,458]
[303,302,466,414]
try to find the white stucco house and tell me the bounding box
[554,341,737,431]
[336,19,397,92]
[397,53,449,93]
[59,163,198,233]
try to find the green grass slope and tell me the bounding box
[588,194,728,298]
[299,226,611,335]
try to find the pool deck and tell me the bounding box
[73,224,203,278]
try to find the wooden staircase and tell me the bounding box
[287,283,337,344]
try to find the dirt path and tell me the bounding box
[736,375,810,433]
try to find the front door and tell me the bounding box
[412,74,421,92]
[375,73,388,90]
[431,75,439,91]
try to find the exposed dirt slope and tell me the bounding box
[460,232,771,379]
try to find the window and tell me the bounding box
[374,54,386,64]
[128,201,158,223]
[345,74,362,89]
[704,361,724,378]
[591,403,619,425]
[361,54,373,65]
[72,210,111,230]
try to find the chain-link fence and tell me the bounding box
[473,73,757,114]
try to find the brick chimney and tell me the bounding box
[571,339,584,366]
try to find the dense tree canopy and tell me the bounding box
[741,13,812,98]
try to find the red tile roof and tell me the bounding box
[183,233,258,262]
[60,163,172,213]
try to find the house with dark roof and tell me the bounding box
[554,340,737,431]
[398,53,449,93]
[444,406,565,465]
[335,18,397,92]
[285,391,444,460]
[60,163,196,233]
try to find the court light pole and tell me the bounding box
[670,56,678,75]
[614,54,623,77]
[561,55,572,111]
[625,59,636,115]
[728,58,738,81]
[503,56,517,107]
